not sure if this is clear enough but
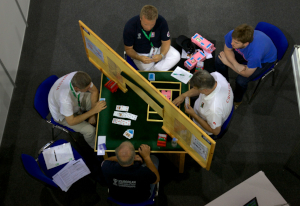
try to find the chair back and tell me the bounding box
[126,55,139,70]
[21,154,58,188]
[34,75,58,119]
[255,22,288,61]
[217,105,234,139]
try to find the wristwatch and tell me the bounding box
[160,53,165,60]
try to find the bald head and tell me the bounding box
[115,141,135,166]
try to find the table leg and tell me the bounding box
[164,153,186,173]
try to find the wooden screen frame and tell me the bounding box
[79,20,216,170]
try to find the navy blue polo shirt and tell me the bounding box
[123,15,170,54]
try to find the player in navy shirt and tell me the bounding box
[215,24,277,108]
[123,5,180,71]
[102,141,159,204]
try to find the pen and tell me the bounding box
[54,150,57,161]
[173,73,185,76]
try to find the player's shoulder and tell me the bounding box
[156,15,168,25]
[125,15,140,28]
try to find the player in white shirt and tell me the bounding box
[173,70,233,137]
[48,71,107,148]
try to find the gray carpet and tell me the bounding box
[1,0,300,205]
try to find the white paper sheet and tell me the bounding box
[204,50,213,59]
[171,66,193,84]
[52,158,91,191]
[43,143,74,170]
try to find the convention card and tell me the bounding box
[116,105,129,112]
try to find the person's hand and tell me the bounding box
[134,154,143,163]
[172,95,185,107]
[88,114,96,125]
[138,144,151,159]
[92,101,107,114]
[185,104,196,116]
[152,54,163,63]
[218,51,230,67]
[139,56,154,64]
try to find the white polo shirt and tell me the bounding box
[193,72,233,135]
[48,72,93,122]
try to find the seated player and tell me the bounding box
[102,141,160,204]
[123,5,180,71]
[48,71,107,148]
[173,70,233,137]
[215,24,277,109]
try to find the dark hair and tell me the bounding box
[232,24,254,43]
[115,141,135,166]
[190,70,215,90]
[71,71,92,89]
[140,5,158,20]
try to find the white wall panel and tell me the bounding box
[0,0,30,144]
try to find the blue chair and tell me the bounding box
[248,22,289,104]
[21,139,83,187]
[107,184,158,206]
[124,51,139,70]
[34,75,76,141]
[217,104,234,139]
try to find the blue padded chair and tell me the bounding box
[217,104,234,139]
[107,184,157,206]
[248,22,289,104]
[124,51,139,70]
[21,139,83,187]
[21,154,58,188]
[34,75,76,141]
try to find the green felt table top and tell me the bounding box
[96,71,190,152]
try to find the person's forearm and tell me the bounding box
[182,88,201,98]
[224,49,239,68]
[160,40,170,56]
[68,109,95,126]
[90,89,99,109]
[190,113,214,134]
[144,156,160,184]
[125,47,141,61]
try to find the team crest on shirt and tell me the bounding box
[201,102,204,108]
[167,31,170,37]
[137,33,141,39]
[151,32,155,38]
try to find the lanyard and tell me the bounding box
[141,29,154,47]
[70,82,81,107]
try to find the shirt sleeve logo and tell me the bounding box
[167,31,170,37]
[213,122,216,125]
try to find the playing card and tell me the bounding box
[116,105,129,112]
[100,98,106,101]
[185,97,190,108]
[113,111,126,118]
[125,112,137,121]
[123,130,132,139]
[112,118,131,126]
